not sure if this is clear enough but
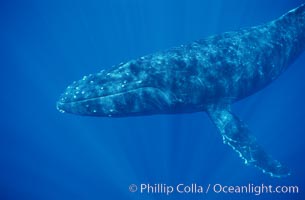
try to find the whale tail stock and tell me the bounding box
[207,104,290,177]
[274,3,305,68]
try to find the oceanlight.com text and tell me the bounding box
[128,183,299,196]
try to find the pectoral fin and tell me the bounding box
[206,104,290,178]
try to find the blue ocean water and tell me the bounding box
[1,0,305,199]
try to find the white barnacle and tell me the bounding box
[107,73,111,76]
[75,91,79,94]
[75,86,79,90]
[136,80,142,84]
[82,76,87,80]
[110,109,114,113]
[58,109,65,113]
[100,87,104,90]
[123,80,127,84]
[73,95,77,99]
[121,84,125,88]
[65,92,69,95]
[90,80,94,84]
[81,91,85,94]
[93,109,97,113]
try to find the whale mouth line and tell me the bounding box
[58,86,157,105]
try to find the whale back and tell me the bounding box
[192,3,305,104]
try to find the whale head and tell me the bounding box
[56,62,173,117]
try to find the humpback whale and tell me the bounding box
[57,4,305,177]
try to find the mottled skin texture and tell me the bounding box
[57,4,305,177]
